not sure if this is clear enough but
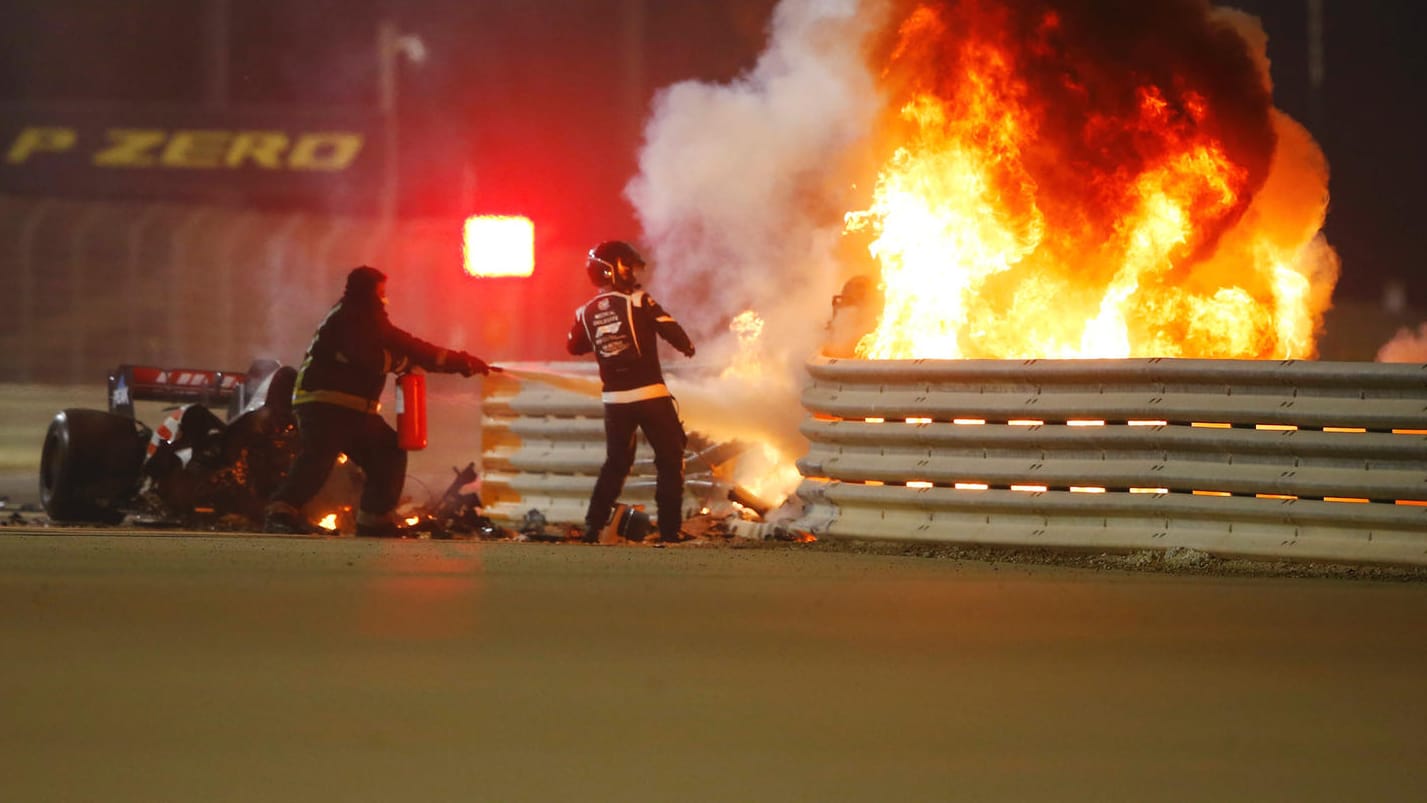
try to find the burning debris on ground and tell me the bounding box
[379,446,809,545]
[393,462,503,540]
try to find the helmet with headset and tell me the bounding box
[585,240,646,292]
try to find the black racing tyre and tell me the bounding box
[39,409,148,524]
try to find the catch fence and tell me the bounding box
[0,195,577,384]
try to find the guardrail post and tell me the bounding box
[17,200,55,383]
[67,206,105,383]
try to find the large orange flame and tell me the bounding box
[844,1,1334,359]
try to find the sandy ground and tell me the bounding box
[2,526,1426,802]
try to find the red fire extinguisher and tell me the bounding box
[396,371,427,451]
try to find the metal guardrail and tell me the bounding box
[794,356,1427,566]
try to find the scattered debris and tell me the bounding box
[513,508,563,542]
[420,462,505,539]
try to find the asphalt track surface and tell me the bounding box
[2,525,1425,802]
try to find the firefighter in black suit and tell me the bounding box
[567,241,696,543]
[264,265,492,537]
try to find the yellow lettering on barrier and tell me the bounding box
[6,127,77,163]
[9,125,365,171]
[287,133,364,170]
[93,130,167,167]
[160,130,233,168]
[226,131,289,168]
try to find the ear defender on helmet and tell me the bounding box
[586,250,616,288]
[586,241,646,291]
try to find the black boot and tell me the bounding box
[579,523,601,544]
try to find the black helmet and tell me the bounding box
[586,240,645,291]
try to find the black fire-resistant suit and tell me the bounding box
[265,265,488,536]
[567,284,695,542]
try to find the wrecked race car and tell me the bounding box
[38,360,504,538]
[38,360,359,529]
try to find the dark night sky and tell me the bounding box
[1229,0,1427,306]
[2,0,1425,305]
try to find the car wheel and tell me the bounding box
[39,409,147,524]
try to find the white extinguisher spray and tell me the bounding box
[396,370,427,451]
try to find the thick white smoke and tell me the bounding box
[626,0,887,493]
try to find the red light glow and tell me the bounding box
[462,215,534,278]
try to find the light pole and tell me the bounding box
[378,20,426,222]
[205,0,229,110]
[1307,0,1324,132]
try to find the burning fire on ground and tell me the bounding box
[634,0,1340,507]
